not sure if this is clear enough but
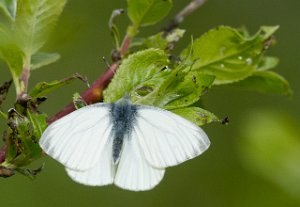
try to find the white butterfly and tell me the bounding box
[39,97,210,191]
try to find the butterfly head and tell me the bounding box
[116,93,132,106]
[122,93,131,100]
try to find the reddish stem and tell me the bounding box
[0,65,30,164]
[48,63,119,124]
[119,35,132,55]
[18,65,30,99]
[48,35,132,124]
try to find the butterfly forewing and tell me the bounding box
[39,103,112,171]
[66,138,115,186]
[134,106,210,169]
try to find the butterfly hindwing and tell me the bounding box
[39,103,112,171]
[134,105,210,169]
[114,134,165,191]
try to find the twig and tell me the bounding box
[18,65,30,99]
[48,33,133,124]
[164,0,207,32]
[48,63,119,124]
[119,35,132,56]
[0,64,31,164]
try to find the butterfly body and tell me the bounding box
[110,98,137,164]
[40,97,210,191]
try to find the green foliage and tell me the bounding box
[0,0,16,20]
[3,108,46,168]
[29,73,88,99]
[231,71,291,95]
[0,45,24,90]
[0,0,66,95]
[171,107,219,126]
[0,111,7,119]
[104,48,170,103]
[0,1,67,176]
[26,110,48,142]
[139,29,185,51]
[31,52,61,70]
[104,25,288,126]
[127,0,172,28]
[104,48,217,125]
[257,56,279,71]
[15,0,67,60]
[181,26,280,85]
[15,164,44,179]
[126,0,173,37]
[73,93,87,109]
[139,70,215,109]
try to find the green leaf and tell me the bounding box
[142,70,215,109]
[181,26,279,85]
[131,66,214,108]
[142,28,185,51]
[260,25,280,39]
[171,107,219,126]
[143,32,168,50]
[31,52,60,70]
[5,110,32,166]
[104,49,215,110]
[0,0,16,20]
[257,56,279,71]
[19,110,47,162]
[29,73,89,99]
[26,110,47,142]
[164,72,214,109]
[4,109,45,167]
[15,164,44,179]
[0,45,24,91]
[103,48,170,103]
[73,93,87,109]
[0,111,7,119]
[15,0,67,59]
[3,131,17,165]
[230,71,292,95]
[0,0,66,95]
[127,0,172,27]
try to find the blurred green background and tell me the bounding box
[1,0,300,206]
